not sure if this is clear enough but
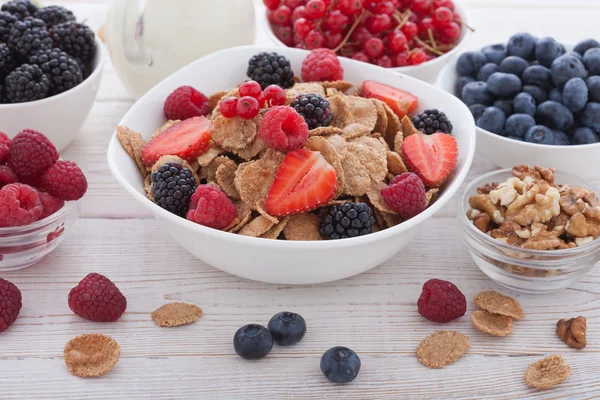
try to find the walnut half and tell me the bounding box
[556,317,587,349]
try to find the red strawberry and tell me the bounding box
[141,116,211,166]
[265,149,337,216]
[360,80,419,118]
[402,132,458,188]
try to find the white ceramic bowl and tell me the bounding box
[256,1,472,83]
[0,39,104,151]
[107,45,476,284]
[437,45,600,178]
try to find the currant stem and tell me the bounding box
[413,36,445,56]
[333,9,365,53]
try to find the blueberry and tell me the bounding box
[525,125,554,145]
[477,63,499,82]
[583,48,600,76]
[534,37,564,68]
[513,92,536,116]
[487,72,522,97]
[268,312,306,346]
[493,98,513,117]
[522,85,547,104]
[233,324,273,360]
[522,65,553,91]
[553,130,571,145]
[562,78,588,112]
[498,56,529,77]
[536,101,574,131]
[548,88,563,103]
[507,135,524,141]
[455,76,475,98]
[581,102,600,133]
[456,51,487,77]
[477,107,506,134]
[505,113,536,138]
[462,81,493,106]
[551,55,587,89]
[507,33,537,60]
[468,104,486,120]
[572,127,599,145]
[588,76,600,102]
[574,39,600,56]
[481,43,507,65]
[320,346,361,384]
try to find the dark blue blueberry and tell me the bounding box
[481,43,507,65]
[513,92,536,116]
[583,48,600,76]
[507,33,537,60]
[522,65,553,91]
[548,88,563,104]
[455,76,475,98]
[468,104,487,120]
[498,56,529,77]
[524,125,555,145]
[505,113,536,138]
[462,81,493,106]
[477,63,499,82]
[507,135,524,141]
[568,52,583,61]
[574,39,600,56]
[588,76,600,102]
[477,107,506,134]
[551,55,587,89]
[581,102,600,133]
[522,85,547,105]
[534,37,565,68]
[487,72,522,97]
[320,346,361,384]
[233,324,273,360]
[456,51,487,77]
[268,312,306,346]
[562,78,588,112]
[493,98,513,117]
[572,127,599,145]
[552,130,571,145]
[536,101,574,131]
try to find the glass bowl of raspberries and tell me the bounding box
[0,0,104,151]
[259,0,473,83]
[0,128,87,271]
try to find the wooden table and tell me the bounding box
[2,1,600,398]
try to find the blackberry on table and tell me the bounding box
[33,6,75,28]
[319,202,376,240]
[247,52,295,90]
[0,11,17,42]
[1,0,38,20]
[412,109,453,135]
[8,17,52,60]
[151,162,196,217]
[4,64,50,103]
[0,43,16,77]
[290,93,333,129]
[49,22,96,62]
[29,48,83,94]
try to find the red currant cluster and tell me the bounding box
[220,81,287,119]
[265,0,465,67]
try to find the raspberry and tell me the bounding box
[38,191,64,219]
[40,160,87,201]
[163,85,210,120]
[417,279,467,323]
[0,131,11,164]
[258,106,309,151]
[380,172,426,219]
[0,183,42,227]
[0,278,22,332]
[68,273,127,322]
[301,48,344,82]
[0,166,18,188]
[8,129,58,181]
[186,185,237,230]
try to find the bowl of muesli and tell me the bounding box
[107,45,475,284]
[459,164,600,293]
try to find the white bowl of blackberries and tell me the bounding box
[437,33,600,176]
[0,0,104,151]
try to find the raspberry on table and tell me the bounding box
[68,273,127,322]
[0,278,22,332]
[301,48,344,82]
[0,165,18,188]
[163,85,210,121]
[290,93,333,130]
[0,183,43,227]
[258,106,309,151]
[8,129,58,181]
[186,184,237,230]
[0,131,12,164]
[40,160,87,201]
[417,278,467,323]
[381,172,427,219]
[38,191,64,219]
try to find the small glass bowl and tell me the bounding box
[0,201,79,271]
[458,169,600,294]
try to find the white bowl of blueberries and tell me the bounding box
[437,33,600,177]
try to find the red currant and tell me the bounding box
[293,33,303,44]
[432,6,453,27]
[376,55,393,67]
[237,96,260,119]
[324,10,349,34]
[220,97,238,118]
[394,52,410,67]
[275,26,294,45]
[412,0,431,16]
[291,5,307,22]
[267,10,278,24]
[418,17,436,39]
[305,0,326,19]
[401,21,418,38]
[388,30,408,53]
[263,85,286,107]
[351,27,373,45]
[363,37,384,58]
[339,43,357,57]
[366,13,391,34]
[284,0,304,8]
[304,29,325,49]
[351,52,370,62]
[273,5,292,26]
[264,0,281,10]
[239,81,263,99]
[339,0,363,16]
[397,0,414,10]
[409,48,427,65]
[439,21,460,41]
[433,0,454,10]
[257,93,266,108]
[294,18,312,38]
[375,0,396,14]
[325,32,344,49]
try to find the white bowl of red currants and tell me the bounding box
[258,0,472,83]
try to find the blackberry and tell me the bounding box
[151,162,196,217]
[4,64,49,103]
[247,52,294,90]
[319,202,375,240]
[33,6,75,28]
[49,22,96,62]
[29,48,83,94]
[1,0,38,20]
[411,109,453,135]
[0,43,16,77]
[0,11,17,42]
[290,93,333,129]
[8,17,52,60]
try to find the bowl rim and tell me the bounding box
[256,0,473,72]
[458,167,600,256]
[107,44,477,250]
[0,37,105,109]
[0,199,77,234]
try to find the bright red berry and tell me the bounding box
[186,185,237,230]
[324,10,349,33]
[351,26,373,46]
[363,37,384,58]
[0,278,21,332]
[8,129,58,182]
[302,48,344,82]
[433,0,454,10]
[339,0,363,16]
[40,160,88,201]
[0,131,11,164]
[38,191,64,219]
[439,21,460,41]
[376,55,393,68]
[412,0,432,15]
[263,85,286,106]
[305,0,326,19]
[220,97,238,118]
[325,33,344,49]
[291,5,307,22]
[409,48,428,65]
[267,9,278,24]
[274,26,294,46]
[0,166,18,188]
[366,13,391,34]
[388,30,408,53]
[381,172,426,219]
[163,85,210,120]
[401,21,418,38]
[351,52,370,62]
[394,52,410,67]
[0,183,42,227]
[375,0,396,14]
[237,96,260,119]
[418,17,436,38]
[264,0,281,10]
[239,81,263,99]
[259,106,309,151]
[432,6,453,27]
[68,273,127,322]
[273,5,292,26]
[417,279,467,323]
[304,29,325,49]
[284,0,303,7]
[294,17,312,38]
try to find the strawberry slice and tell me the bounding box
[401,132,458,188]
[142,116,210,166]
[360,80,419,118]
[265,149,337,216]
